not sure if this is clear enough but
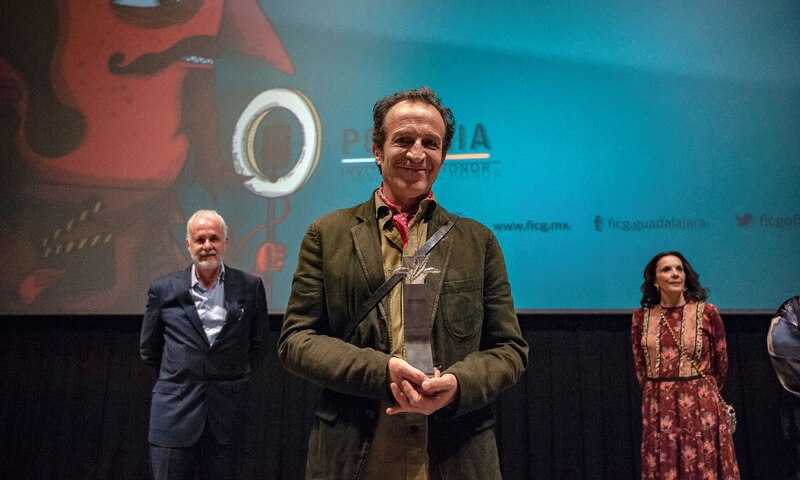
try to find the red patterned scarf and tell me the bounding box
[377,185,432,247]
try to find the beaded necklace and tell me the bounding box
[657,304,687,374]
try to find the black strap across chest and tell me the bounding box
[340,214,460,341]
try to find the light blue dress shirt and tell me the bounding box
[189,265,227,346]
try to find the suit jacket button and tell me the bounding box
[365,409,376,419]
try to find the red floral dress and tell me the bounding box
[631,302,740,480]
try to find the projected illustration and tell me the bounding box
[1,1,798,313]
[0,0,313,313]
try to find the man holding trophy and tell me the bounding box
[279,87,528,479]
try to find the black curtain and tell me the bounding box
[0,313,790,480]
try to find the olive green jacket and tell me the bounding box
[278,195,528,479]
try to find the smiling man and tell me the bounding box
[279,87,528,479]
[140,209,268,480]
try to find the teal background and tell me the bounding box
[203,1,799,311]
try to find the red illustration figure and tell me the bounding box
[0,0,293,312]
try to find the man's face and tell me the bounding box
[186,215,228,272]
[373,100,446,208]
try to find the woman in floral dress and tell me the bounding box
[631,251,740,479]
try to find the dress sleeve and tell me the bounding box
[708,304,730,388]
[631,309,646,388]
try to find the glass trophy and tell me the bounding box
[397,254,439,375]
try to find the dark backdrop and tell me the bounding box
[0,313,791,480]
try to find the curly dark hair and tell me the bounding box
[371,86,456,171]
[639,251,708,307]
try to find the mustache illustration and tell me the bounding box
[108,35,218,75]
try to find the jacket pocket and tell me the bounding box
[313,390,378,426]
[440,277,482,339]
[152,381,183,395]
[313,390,341,425]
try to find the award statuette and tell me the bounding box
[397,254,440,375]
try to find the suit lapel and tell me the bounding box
[352,207,386,299]
[217,267,244,345]
[177,268,210,347]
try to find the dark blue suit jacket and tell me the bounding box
[140,265,268,447]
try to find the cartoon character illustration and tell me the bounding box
[0,0,295,312]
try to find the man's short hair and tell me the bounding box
[186,209,228,241]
